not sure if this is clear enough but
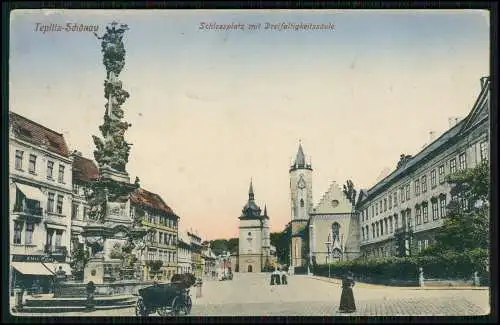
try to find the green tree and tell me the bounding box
[69,244,89,280]
[343,179,358,207]
[146,260,163,280]
[270,223,291,265]
[421,161,489,255]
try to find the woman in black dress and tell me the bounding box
[339,271,356,313]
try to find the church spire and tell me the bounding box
[249,178,254,201]
[263,204,267,216]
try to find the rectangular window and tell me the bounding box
[375,204,378,215]
[15,150,23,170]
[394,193,398,207]
[14,221,23,244]
[405,184,410,201]
[400,187,405,203]
[439,196,447,218]
[384,219,388,234]
[159,232,163,245]
[418,240,422,252]
[389,216,393,233]
[25,223,34,244]
[72,203,79,220]
[380,221,384,236]
[480,141,488,161]
[372,224,375,238]
[83,207,88,220]
[430,169,437,188]
[421,176,427,193]
[376,223,379,237]
[414,179,420,196]
[47,193,55,213]
[438,165,445,184]
[29,154,37,174]
[394,215,399,229]
[416,206,422,225]
[47,161,54,179]
[460,197,469,211]
[422,204,429,223]
[73,183,80,194]
[459,153,466,170]
[384,198,387,212]
[450,158,457,174]
[55,230,62,247]
[56,195,63,214]
[388,195,392,209]
[432,201,439,220]
[424,239,429,249]
[371,206,374,218]
[58,165,65,183]
[362,228,365,241]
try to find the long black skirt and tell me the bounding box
[339,287,356,312]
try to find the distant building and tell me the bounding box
[237,180,272,273]
[201,242,217,277]
[130,188,180,281]
[9,112,73,293]
[177,230,192,274]
[188,230,203,278]
[69,151,99,279]
[357,76,490,258]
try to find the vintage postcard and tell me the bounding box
[7,9,491,317]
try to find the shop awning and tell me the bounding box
[15,183,45,203]
[11,262,54,276]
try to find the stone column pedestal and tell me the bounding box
[84,256,106,285]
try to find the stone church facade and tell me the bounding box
[289,144,360,273]
[237,181,271,273]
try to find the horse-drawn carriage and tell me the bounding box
[135,273,195,316]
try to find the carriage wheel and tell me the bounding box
[135,298,147,316]
[157,305,171,316]
[171,296,185,316]
[184,296,192,315]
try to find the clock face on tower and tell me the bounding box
[298,175,306,189]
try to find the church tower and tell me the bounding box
[289,142,313,271]
[238,179,269,273]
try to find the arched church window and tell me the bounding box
[331,222,340,243]
[300,199,304,207]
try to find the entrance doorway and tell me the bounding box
[247,265,253,272]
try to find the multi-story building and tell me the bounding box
[188,230,203,278]
[9,112,73,293]
[130,188,179,281]
[201,242,217,277]
[69,151,99,266]
[177,230,192,274]
[358,76,490,258]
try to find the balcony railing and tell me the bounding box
[13,205,43,216]
[44,245,68,256]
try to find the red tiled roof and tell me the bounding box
[130,187,177,216]
[9,112,70,157]
[72,154,99,182]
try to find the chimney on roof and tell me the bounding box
[480,76,489,89]
[448,117,461,128]
[72,150,82,156]
[429,131,436,142]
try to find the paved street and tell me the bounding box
[11,273,490,317]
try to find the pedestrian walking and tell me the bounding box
[86,281,96,311]
[338,271,356,313]
[281,268,288,285]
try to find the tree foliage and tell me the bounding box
[270,223,291,265]
[342,179,357,207]
[421,161,490,255]
[209,238,238,256]
[69,244,89,278]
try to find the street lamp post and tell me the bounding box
[325,241,332,278]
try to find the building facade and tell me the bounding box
[188,231,203,278]
[130,187,179,281]
[9,112,73,293]
[357,76,490,259]
[237,180,272,273]
[201,242,217,277]
[289,144,360,273]
[177,230,192,274]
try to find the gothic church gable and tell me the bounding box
[313,181,353,214]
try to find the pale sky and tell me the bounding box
[9,10,489,240]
